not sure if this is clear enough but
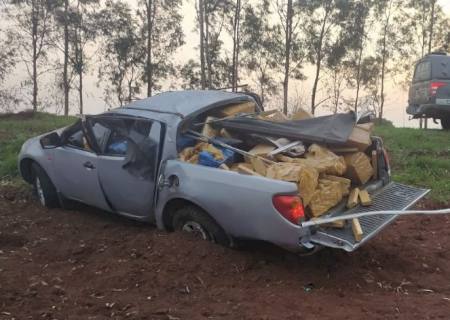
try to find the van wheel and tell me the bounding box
[442,117,450,130]
[172,206,231,246]
[32,163,59,208]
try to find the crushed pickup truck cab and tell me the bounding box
[18,90,430,253]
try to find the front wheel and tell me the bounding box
[442,117,450,130]
[172,206,231,247]
[32,163,59,208]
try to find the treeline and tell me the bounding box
[0,0,449,118]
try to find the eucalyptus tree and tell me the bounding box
[374,0,410,120]
[406,0,450,57]
[53,0,99,114]
[0,32,18,112]
[97,0,143,107]
[195,0,234,89]
[340,0,373,112]
[136,0,184,97]
[273,0,308,115]
[5,0,59,111]
[227,0,250,91]
[304,0,353,114]
[240,0,278,105]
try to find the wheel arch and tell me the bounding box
[161,197,216,232]
[19,158,37,184]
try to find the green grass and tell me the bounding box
[374,124,450,204]
[1,112,449,203]
[0,112,76,179]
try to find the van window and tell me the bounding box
[413,61,431,82]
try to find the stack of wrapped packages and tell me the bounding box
[178,103,376,220]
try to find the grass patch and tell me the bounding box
[0,112,76,179]
[374,124,450,203]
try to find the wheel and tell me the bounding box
[172,206,231,246]
[442,117,450,130]
[32,163,59,208]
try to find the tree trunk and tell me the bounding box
[231,0,241,92]
[379,2,391,122]
[311,10,328,115]
[428,0,436,54]
[425,0,437,129]
[79,65,83,114]
[380,36,387,121]
[354,45,363,113]
[204,3,212,89]
[283,0,293,115]
[31,0,38,112]
[198,0,206,89]
[146,0,153,97]
[63,0,69,115]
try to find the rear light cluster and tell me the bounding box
[272,195,305,225]
[429,82,447,96]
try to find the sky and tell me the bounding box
[2,0,450,128]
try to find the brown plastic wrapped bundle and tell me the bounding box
[344,152,374,185]
[297,166,319,206]
[276,144,347,176]
[304,144,347,176]
[308,179,344,217]
[266,163,319,206]
[179,147,195,162]
[321,175,351,196]
[179,142,224,165]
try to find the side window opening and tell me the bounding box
[63,121,94,152]
[413,61,431,82]
[88,117,158,179]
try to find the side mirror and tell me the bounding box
[40,132,62,149]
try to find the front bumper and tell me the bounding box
[307,182,430,252]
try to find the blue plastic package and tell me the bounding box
[198,147,235,168]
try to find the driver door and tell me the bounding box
[86,116,162,219]
[52,120,110,210]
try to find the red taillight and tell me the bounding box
[429,82,447,96]
[273,195,305,225]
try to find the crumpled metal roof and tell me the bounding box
[120,90,254,117]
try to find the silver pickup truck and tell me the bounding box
[18,90,429,253]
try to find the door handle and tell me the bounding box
[83,161,95,169]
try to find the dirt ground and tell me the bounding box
[1,187,450,320]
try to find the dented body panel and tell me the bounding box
[154,160,309,251]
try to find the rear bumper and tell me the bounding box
[307,183,430,252]
[407,104,450,118]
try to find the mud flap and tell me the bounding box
[309,182,429,252]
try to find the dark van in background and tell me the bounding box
[407,52,450,130]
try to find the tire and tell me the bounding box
[172,206,231,246]
[442,117,450,130]
[32,163,59,208]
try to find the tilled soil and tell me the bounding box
[1,187,450,320]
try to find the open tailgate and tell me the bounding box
[309,182,429,252]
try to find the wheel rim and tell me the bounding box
[181,221,210,241]
[35,177,46,206]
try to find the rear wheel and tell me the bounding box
[172,206,231,246]
[32,163,59,208]
[442,117,450,130]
